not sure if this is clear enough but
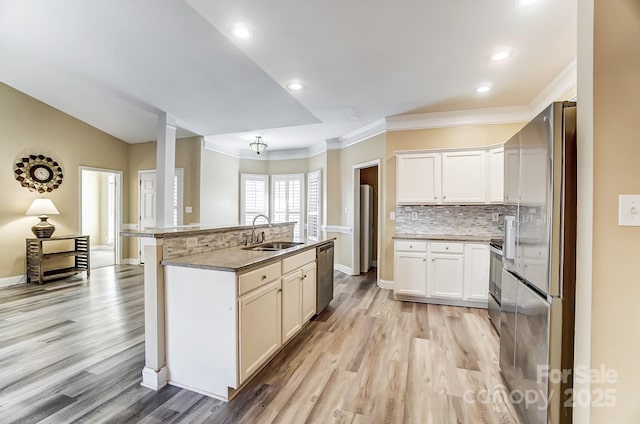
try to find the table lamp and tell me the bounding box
[26,198,60,238]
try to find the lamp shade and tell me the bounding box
[26,198,60,216]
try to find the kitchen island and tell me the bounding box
[121,222,334,400]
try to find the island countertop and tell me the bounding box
[120,221,296,239]
[393,233,500,243]
[161,237,335,273]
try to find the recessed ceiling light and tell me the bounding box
[287,81,304,91]
[231,24,252,40]
[476,85,491,94]
[516,0,539,5]
[491,49,512,61]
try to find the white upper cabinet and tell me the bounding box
[396,145,504,205]
[441,151,486,203]
[396,153,441,204]
[488,147,504,203]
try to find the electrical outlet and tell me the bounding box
[411,212,418,220]
[185,206,193,214]
[390,211,396,220]
[492,212,499,222]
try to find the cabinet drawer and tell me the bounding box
[430,242,464,254]
[239,261,282,296]
[282,249,316,275]
[395,240,427,252]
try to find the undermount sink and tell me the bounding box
[242,241,304,251]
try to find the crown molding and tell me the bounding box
[386,105,531,131]
[529,58,577,116]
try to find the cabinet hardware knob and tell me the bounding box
[409,245,413,248]
[262,275,267,280]
[432,259,435,262]
[445,247,449,250]
[303,275,307,278]
[434,196,437,200]
[443,196,446,199]
[278,289,282,293]
[423,258,426,262]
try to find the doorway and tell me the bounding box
[352,159,381,282]
[79,167,122,268]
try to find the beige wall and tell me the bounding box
[590,0,640,421]
[325,133,386,269]
[200,148,241,227]
[126,136,201,259]
[382,123,525,280]
[0,83,130,278]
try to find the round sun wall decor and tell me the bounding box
[14,154,64,193]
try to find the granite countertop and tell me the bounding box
[393,233,499,242]
[120,221,296,239]
[161,237,336,273]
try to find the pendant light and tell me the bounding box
[249,136,267,155]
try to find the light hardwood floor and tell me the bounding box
[0,265,522,423]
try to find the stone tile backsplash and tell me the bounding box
[396,205,506,237]
[163,224,295,259]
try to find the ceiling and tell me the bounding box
[0,0,577,153]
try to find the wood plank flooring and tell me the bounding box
[0,266,522,423]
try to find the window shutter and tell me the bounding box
[271,174,305,240]
[307,170,321,241]
[241,174,269,225]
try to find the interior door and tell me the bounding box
[138,171,156,264]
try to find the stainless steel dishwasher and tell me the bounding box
[316,242,334,314]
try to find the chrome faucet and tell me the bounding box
[251,214,271,244]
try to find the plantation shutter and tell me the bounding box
[306,170,321,241]
[241,174,269,225]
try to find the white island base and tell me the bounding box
[164,246,318,401]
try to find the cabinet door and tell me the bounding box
[488,147,504,203]
[239,279,282,384]
[428,253,464,299]
[463,244,490,301]
[441,151,486,203]
[394,251,427,296]
[281,271,303,343]
[504,135,520,205]
[396,153,441,204]
[301,263,317,322]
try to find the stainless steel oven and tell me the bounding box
[488,239,503,334]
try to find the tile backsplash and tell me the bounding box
[396,205,506,237]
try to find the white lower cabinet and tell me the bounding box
[281,271,302,344]
[394,241,427,296]
[428,253,464,299]
[239,279,282,385]
[301,262,317,322]
[394,239,489,307]
[464,244,490,301]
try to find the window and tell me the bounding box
[241,174,269,225]
[272,174,304,240]
[306,170,321,241]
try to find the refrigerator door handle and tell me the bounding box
[504,216,516,260]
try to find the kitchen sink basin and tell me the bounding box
[242,241,304,251]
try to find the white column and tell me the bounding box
[156,112,177,227]
[141,239,168,390]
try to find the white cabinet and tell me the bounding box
[504,140,520,205]
[393,239,490,307]
[396,153,441,204]
[428,253,464,299]
[396,145,505,205]
[301,262,317,322]
[282,252,317,343]
[463,244,490,301]
[488,147,504,203]
[281,271,302,343]
[441,151,486,203]
[238,279,282,385]
[394,240,427,296]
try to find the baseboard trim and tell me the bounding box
[378,279,394,290]
[334,263,354,275]
[0,275,27,287]
[393,294,488,309]
[122,258,141,265]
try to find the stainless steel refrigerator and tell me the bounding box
[500,102,577,424]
